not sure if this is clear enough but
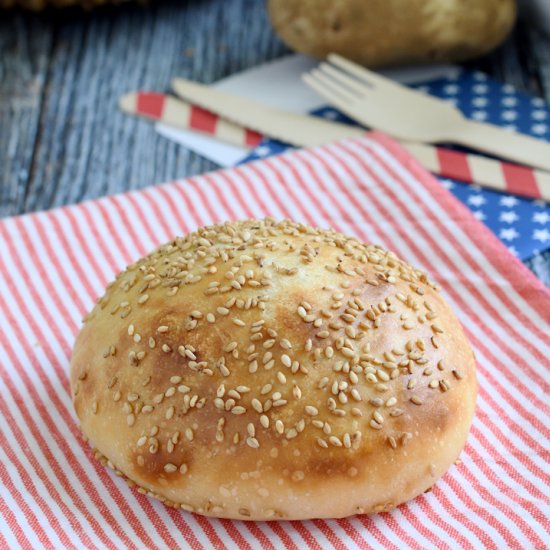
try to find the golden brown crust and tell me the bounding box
[70,218,476,520]
[267,0,516,67]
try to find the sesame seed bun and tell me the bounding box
[70,218,477,520]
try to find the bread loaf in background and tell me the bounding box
[71,218,477,520]
[268,0,517,67]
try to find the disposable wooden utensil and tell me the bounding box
[303,53,550,172]
[120,88,550,202]
[119,91,263,148]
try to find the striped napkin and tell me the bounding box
[0,133,548,550]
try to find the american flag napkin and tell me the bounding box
[0,133,548,549]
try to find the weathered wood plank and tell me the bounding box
[0,14,53,215]
[0,0,287,217]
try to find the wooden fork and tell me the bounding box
[303,54,550,172]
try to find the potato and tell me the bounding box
[268,0,517,67]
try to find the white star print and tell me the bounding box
[473,72,487,81]
[444,84,459,94]
[473,84,488,94]
[472,111,488,121]
[532,97,544,107]
[502,97,517,107]
[472,210,486,221]
[533,229,550,243]
[439,179,454,190]
[501,110,517,121]
[533,212,550,224]
[532,124,548,135]
[467,195,487,207]
[254,146,272,157]
[500,196,519,207]
[533,228,550,243]
[532,110,547,120]
[472,97,488,107]
[499,211,519,223]
[499,228,520,241]
[507,246,519,256]
[502,84,515,94]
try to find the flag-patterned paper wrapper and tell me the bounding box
[0,133,549,550]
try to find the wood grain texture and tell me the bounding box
[0,0,287,217]
[0,2,549,284]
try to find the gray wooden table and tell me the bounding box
[1,0,550,284]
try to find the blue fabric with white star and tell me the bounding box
[242,70,550,261]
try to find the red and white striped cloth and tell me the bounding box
[0,133,549,550]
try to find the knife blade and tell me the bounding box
[171,78,366,147]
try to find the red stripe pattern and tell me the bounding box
[189,105,219,133]
[501,162,542,199]
[0,132,549,550]
[436,147,473,182]
[136,92,165,119]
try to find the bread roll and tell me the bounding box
[268,0,516,67]
[70,218,476,520]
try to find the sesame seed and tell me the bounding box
[286,428,298,439]
[281,354,292,367]
[164,463,177,473]
[305,405,318,416]
[410,396,423,405]
[157,325,169,333]
[224,341,238,352]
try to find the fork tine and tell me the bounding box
[306,69,360,104]
[302,73,360,118]
[317,62,371,95]
[327,53,402,92]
